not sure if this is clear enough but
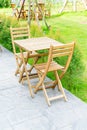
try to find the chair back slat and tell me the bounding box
[13,34,29,38]
[53,51,72,57]
[10,26,30,54]
[11,27,29,31]
[52,48,73,54]
[11,27,30,39]
[12,30,28,35]
[52,43,74,58]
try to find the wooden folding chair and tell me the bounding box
[10,26,40,81]
[34,42,75,106]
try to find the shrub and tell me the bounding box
[0,0,10,8]
[0,14,20,51]
[61,44,85,92]
[30,22,44,37]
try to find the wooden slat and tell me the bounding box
[22,73,38,79]
[12,27,28,31]
[49,95,64,101]
[13,34,29,38]
[32,85,55,91]
[53,47,73,54]
[12,30,28,35]
[53,42,75,49]
[53,51,72,58]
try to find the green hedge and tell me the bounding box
[0,0,10,8]
[0,14,20,51]
[0,14,85,92]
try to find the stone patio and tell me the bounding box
[0,46,87,130]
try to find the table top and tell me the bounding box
[14,37,63,51]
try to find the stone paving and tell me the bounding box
[0,46,87,130]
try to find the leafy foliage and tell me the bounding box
[0,0,10,8]
[0,14,20,51]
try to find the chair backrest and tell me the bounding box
[52,42,75,69]
[45,42,75,78]
[10,26,30,54]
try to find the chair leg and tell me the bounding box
[34,70,46,93]
[54,71,61,91]
[15,59,23,76]
[15,57,22,76]
[51,71,58,89]
[20,48,34,98]
[42,83,51,106]
[35,72,51,106]
[19,55,29,83]
[34,72,43,93]
[35,72,42,93]
[55,71,67,101]
[19,65,25,82]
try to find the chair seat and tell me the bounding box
[15,51,38,59]
[34,61,64,73]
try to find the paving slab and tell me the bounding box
[0,46,87,130]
